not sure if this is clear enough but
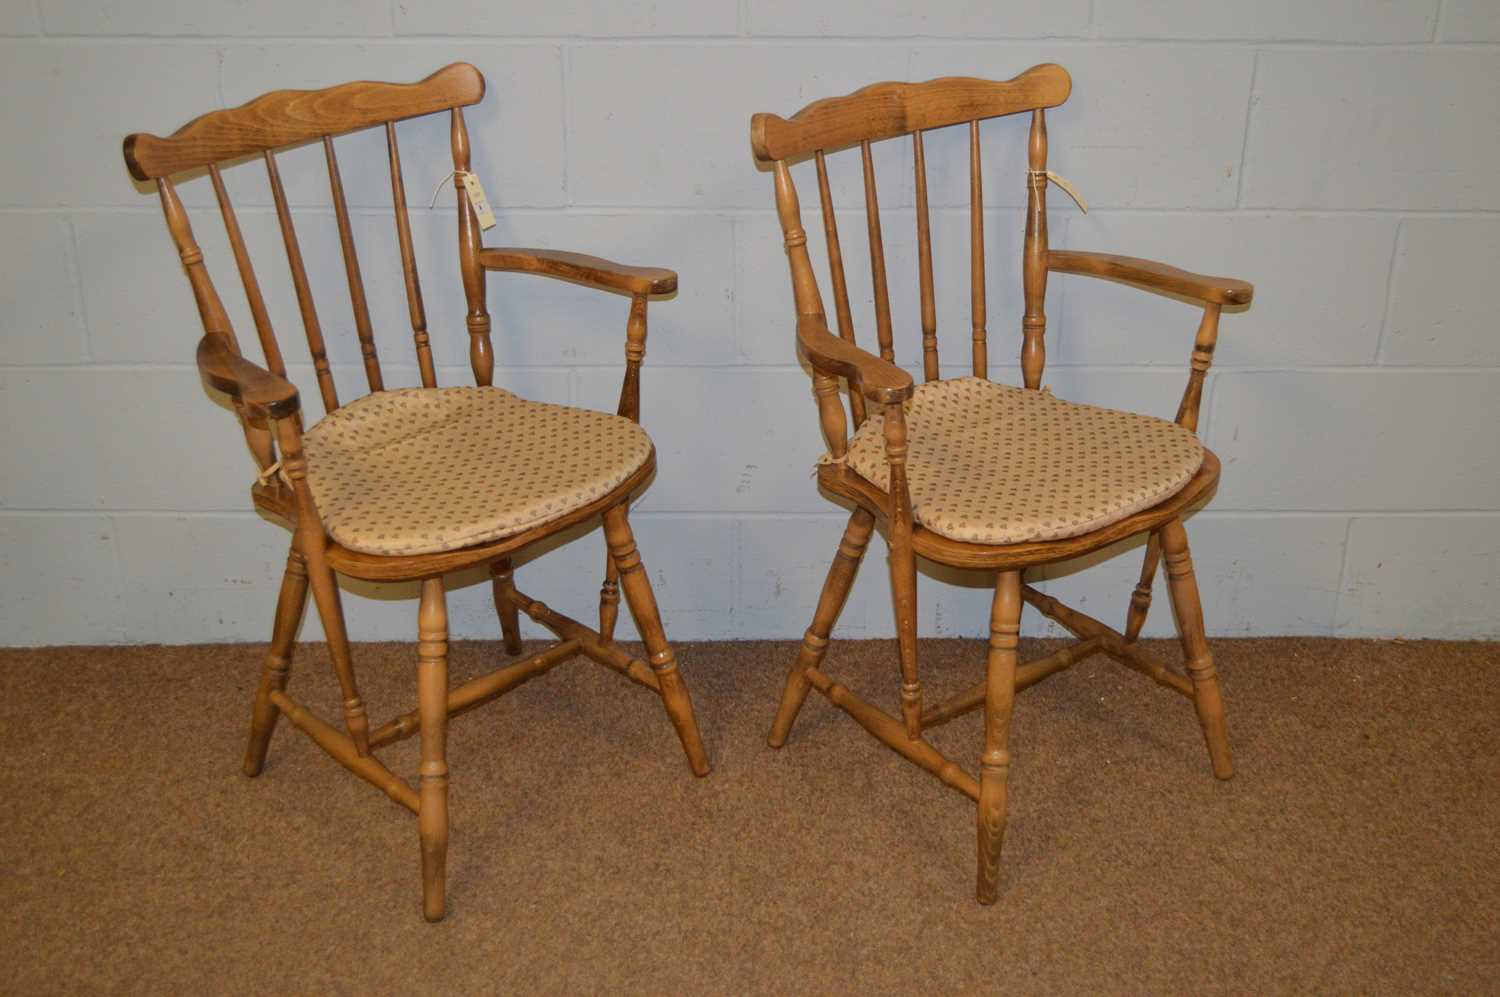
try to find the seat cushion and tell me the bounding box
[301,387,652,556]
[840,377,1203,546]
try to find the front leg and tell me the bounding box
[602,503,710,777]
[977,570,1022,904]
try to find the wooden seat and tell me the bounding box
[123,63,709,922]
[750,65,1254,903]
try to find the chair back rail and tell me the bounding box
[121,63,490,469]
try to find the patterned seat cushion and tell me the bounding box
[840,377,1203,546]
[301,386,652,556]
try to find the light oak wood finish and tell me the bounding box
[125,63,709,922]
[768,508,876,748]
[752,63,1253,904]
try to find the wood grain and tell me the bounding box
[129,63,709,922]
[124,63,484,181]
[751,65,1071,162]
[751,62,1255,906]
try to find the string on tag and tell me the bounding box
[430,170,462,208]
[1028,169,1088,213]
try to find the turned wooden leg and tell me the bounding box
[598,551,620,644]
[977,570,1022,905]
[1124,532,1162,643]
[490,558,523,656]
[769,508,875,748]
[602,503,710,777]
[1159,519,1234,780]
[890,528,923,740]
[417,577,451,922]
[301,529,370,756]
[243,548,309,776]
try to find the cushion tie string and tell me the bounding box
[1027,169,1088,213]
[256,459,292,488]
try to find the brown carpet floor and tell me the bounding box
[2,636,1498,994]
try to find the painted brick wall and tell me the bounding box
[2,0,1496,645]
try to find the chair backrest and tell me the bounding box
[751,64,1072,421]
[122,63,490,456]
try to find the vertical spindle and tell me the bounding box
[969,121,988,379]
[1021,110,1049,390]
[386,122,437,388]
[159,178,275,471]
[862,141,896,364]
[451,108,494,387]
[265,150,339,413]
[324,135,383,393]
[913,130,938,381]
[208,164,285,378]
[815,150,866,426]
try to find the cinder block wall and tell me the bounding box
[3,1,1497,645]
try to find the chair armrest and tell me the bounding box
[797,315,914,404]
[1048,250,1253,306]
[477,247,677,296]
[196,334,300,419]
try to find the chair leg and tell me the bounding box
[490,558,523,655]
[768,508,875,748]
[301,530,371,756]
[890,521,923,740]
[1124,531,1162,643]
[243,548,309,777]
[601,503,711,777]
[598,551,621,644]
[417,577,450,922]
[1159,518,1234,780]
[977,570,1022,905]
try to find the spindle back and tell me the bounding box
[751,64,1072,411]
[122,63,489,457]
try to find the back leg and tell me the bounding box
[1124,531,1162,643]
[602,503,710,777]
[1159,518,1233,779]
[243,548,309,776]
[598,550,621,644]
[768,508,875,748]
[490,558,523,655]
[977,570,1022,904]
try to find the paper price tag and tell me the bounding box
[459,172,496,230]
[1043,171,1088,213]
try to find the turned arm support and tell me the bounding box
[196,334,300,419]
[477,247,677,297]
[797,316,915,523]
[1047,250,1253,307]
[475,247,674,421]
[1047,250,1254,433]
[198,333,323,530]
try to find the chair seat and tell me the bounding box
[302,386,652,556]
[840,377,1204,546]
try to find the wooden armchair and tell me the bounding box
[750,65,1254,903]
[123,63,708,922]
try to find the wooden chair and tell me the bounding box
[122,63,709,922]
[750,64,1254,903]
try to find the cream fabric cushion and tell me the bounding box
[840,377,1203,546]
[301,386,651,556]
